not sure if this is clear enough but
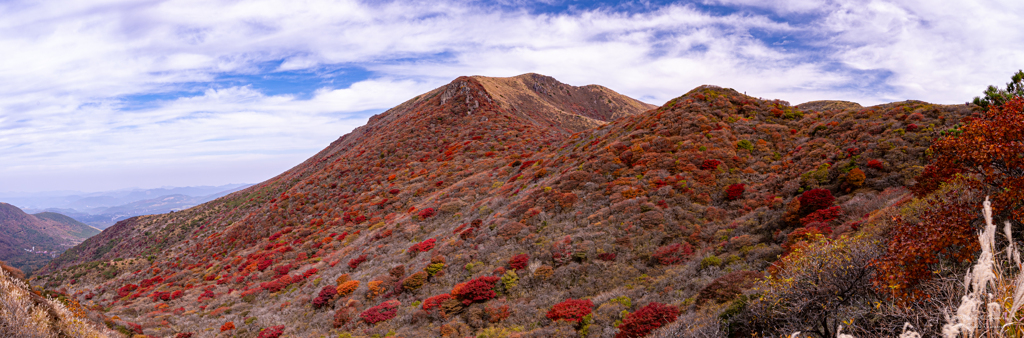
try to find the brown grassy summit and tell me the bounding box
[795,100,862,112]
[473,73,656,132]
[31,75,977,337]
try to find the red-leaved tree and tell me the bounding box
[875,92,1024,299]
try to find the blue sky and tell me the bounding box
[1,0,1022,193]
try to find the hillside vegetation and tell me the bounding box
[0,260,113,337]
[0,203,100,274]
[33,72,1020,337]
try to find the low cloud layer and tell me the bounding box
[1,0,1020,192]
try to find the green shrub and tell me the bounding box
[700,256,722,269]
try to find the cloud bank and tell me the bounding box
[0,0,1020,192]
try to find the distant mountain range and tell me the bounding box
[0,203,100,274]
[0,184,250,229]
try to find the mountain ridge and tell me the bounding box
[32,74,973,337]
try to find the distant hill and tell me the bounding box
[33,74,974,337]
[0,203,99,275]
[3,184,251,229]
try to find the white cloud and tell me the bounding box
[0,0,1021,192]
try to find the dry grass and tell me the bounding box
[0,261,114,337]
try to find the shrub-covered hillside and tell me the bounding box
[0,203,100,274]
[31,73,978,337]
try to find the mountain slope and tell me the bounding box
[33,77,972,337]
[0,203,99,274]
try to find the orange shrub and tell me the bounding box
[336,280,360,297]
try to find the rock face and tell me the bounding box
[33,75,972,338]
[0,203,99,274]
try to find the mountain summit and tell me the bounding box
[33,74,972,337]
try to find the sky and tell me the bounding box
[1,0,1022,193]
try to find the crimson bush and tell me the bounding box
[360,300,400,324]
[451,276,500,305]
[409,238,436,253]
[797,189,834,216]
[313,285,337,308]
[422,293,451,310]
[615,302,680,338]
[255,325,284,338]
[546,298,594,323]
[725,183,745,201]
[508,254,529,270]
[701,159,722,170]
[418,208,436,218]
[652,243,692,265]
[348,255,368,269]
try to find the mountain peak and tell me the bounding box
[470,73,656,133]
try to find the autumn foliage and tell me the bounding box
[725,183,745,200]
[615,302,680,338]
[651,243,692,265]
[256,326,285,338]
[797,189,834,216]
[546,298,593,323]
[876,96,1024,299]
[508,254,529,270]
[360,300,400,324]
[451,276,500,305]
[313,285,337,308]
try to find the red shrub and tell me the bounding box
[546,298,594,323]
[255,325,285,338]
[508,254,529,270]
[360,300,400,324]
[725,183,745,201]
[117,284,138,298]
[459,227,475,240]
[598,252,617,261]
[451,276,500,305]
[422,293,452,310]
[418,208,436,218]
[409,238,436,253]
[389,189,400,195]
[652,243,692,265]
[615,303,680,338]
[867,159,884,170]
[274,264,292,276]
[348,255,368,269]
[125,322,143,334]
[798,189,835,215]
[313,286,337,308]
[198,289,215,301]
[220,322,235,332]
[170,290,183,300]
[701,159,722,170]
[257,259,273,271]
[906,123,919,131]
[174,333,194,338]
[799,205,842,229]
[260,276,291,293]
